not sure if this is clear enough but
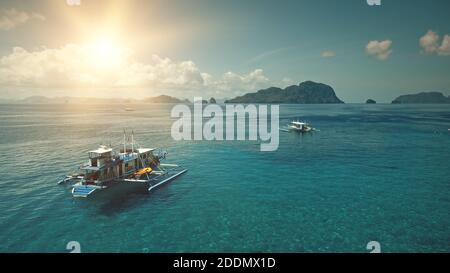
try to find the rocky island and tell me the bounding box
[145,95,189,103]
[225,81,344,104]
[391,92,450,104]
[366,99,376,104]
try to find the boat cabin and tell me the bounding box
[88,146,113,168]
[82,145,159,184]
[291,121,306,129]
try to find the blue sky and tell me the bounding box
[0,0,449,102]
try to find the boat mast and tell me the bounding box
[123,130,126,153]
[131,130,134,153]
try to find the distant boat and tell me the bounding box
[125,107,134,112]
[288,121,314,133]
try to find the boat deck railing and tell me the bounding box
[119,154,138,162]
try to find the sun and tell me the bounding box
[86,37,127,69]
[95,40,115,58]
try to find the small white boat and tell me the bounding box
[288,121,313,133]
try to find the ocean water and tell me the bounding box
[0,103,449,253]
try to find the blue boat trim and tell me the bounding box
[71,186,98,197]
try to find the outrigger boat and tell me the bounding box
[288,121,314,133]
[58,131,187,198]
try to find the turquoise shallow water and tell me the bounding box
[0,103,449,252]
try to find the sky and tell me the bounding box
[0,0,449,102]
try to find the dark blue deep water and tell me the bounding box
[0,103,449,252]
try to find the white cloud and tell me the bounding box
[213,69,269,94]
[281,77,295,86]
[0,8,45,30]
[116,55,207,88]
[366,40,392,60]
[439,35,450,56]
[420,30,450,56]
[321,51,336,58]
[0,44,271,98]
[419,30,439,53]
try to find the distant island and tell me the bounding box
[392,92,450,104]
[18,96,137,104]
[225,81,344,104]
[5,95,191,104]
[4,88,450,105]
[144,95,190,103]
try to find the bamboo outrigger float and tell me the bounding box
[58,131,187,198]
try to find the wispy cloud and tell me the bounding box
[366,40,392,60]
[419,30,450,56]
[247,46,295,64]
[321,51,336,58]
[0,8,45,30]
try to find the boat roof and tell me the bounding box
[88,146,154,155]
[88,146,113,154]
[291,121,307,125]
[137,148,155,153]
[82,166,101,171]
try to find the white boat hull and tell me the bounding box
[70,167,187,198]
